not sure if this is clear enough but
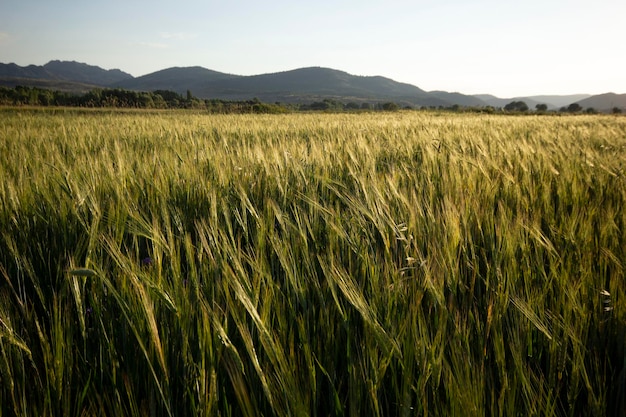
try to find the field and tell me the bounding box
[0,108,624,416]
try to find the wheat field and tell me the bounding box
[0,108,624,416]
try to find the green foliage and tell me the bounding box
[381,101,400,111]
[0,86,286,112]
[0,110,625,416]
[300,99,345,111]
[567,103,583,113]
[504,101,529,112]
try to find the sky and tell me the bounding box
[1,0,624,97]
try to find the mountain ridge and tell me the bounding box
[473,94,594,110]
[576,93,626,112]
[1,60,623,110]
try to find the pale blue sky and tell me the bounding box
[1,0,624,97]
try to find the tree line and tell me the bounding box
[0,85,622,114]
[0,86,290,113]
[505,100,622,114]
[0,86,406,113]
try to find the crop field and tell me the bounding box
[0,108,625,416]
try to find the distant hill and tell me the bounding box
[0,63,55,80]
[526,94,591,109]
[113,66,447,106]
[1,60,623,109]
[114,66,241,94]
[473,94,594,110]
[42,60,133,85]
[473,94,544,110]
[0,61,133,87]
[576,93,626,112]
[429,91,487,107]
[169,67,446,106]
[0,77,101,93]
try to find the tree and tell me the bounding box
[381,102,399,111]
[535,103,548,112]
[154,90,183,106]
[504,101,528,112]
[309,101,329,111]
[567,103,582,113]
[138,92,155,108]
[152,94,167,109]
[612,107,622,114]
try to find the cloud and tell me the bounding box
[160,32,197,41]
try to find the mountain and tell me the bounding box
[0,77,102,93]
[473,94,542,110]
[1,60,622,109]
[474,94,592,110]
[198,67,445,105]
[0,61,133,86]
[576,93,626,112]
[429,91,487,107]
[115,66,447,106]
[3,61,461,106]
[42,60,133,85]
[210,67,429,98]
[474,94,546,110]
[0,63,56,79]
[114,66,240,93]
[526,94,591,109]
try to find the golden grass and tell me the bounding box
[0,109,625,416]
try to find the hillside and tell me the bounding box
[1,60,623,109]
[473,94,596,110]
[0,60,478,107]
[112,66,449,106]
[0,77,101,93]
[189,67,444,105]
[576,93,626,112]
[0,61,132,86]
[0,63,56,79]
[527,94,591,109]
[429,91,486,107]
[114,66,240,93]
[43,60,133,85]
